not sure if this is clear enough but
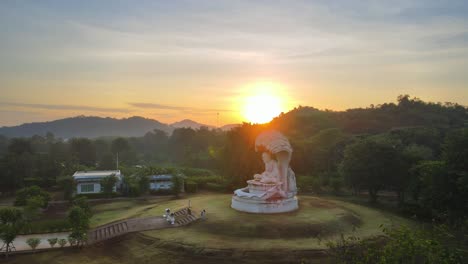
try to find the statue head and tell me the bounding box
[262,152,273,163]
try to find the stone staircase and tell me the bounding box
[87,207,198,244]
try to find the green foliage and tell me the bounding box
[185,182,198,193]
[67,236,77,247]
[0,207,24,256]
[123,174,149,197]
[100,174,117,197]
[47,237,58,248]
[72,196,92,218]
[68,206,90,247]
[58,238,67,248]
[171,174,184,197]
[26,237,41,252]
[57,176,76,200]
[21,218,71,234]
[14,185,51,207]
[76,192,119,199]
[340,136,403,202]
[327,225,463,264]
[23,195,46,221]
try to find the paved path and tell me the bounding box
[11,232,71,251]
[5,207,198,254]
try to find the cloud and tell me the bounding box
[128,102,233,113]
[0,102,130,113]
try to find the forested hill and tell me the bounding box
[269,95,468,138]
[0,116,173,138]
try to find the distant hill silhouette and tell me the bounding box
[0,116,173,138]
[0,116,230,138]
[171,119,215,129]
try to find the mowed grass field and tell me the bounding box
[142,194,412,250]
[4,193,413,263]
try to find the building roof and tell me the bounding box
[73,170,122,180]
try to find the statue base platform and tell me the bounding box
[231,195,298,214]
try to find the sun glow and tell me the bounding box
[242,88,284,124]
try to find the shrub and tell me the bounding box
[178,167,215,177]
[205,182,227,192]
[171,174,184,197]
[185,182,198,193]
[47,238,58,248]
[75,192,120,199]
[26,237,41,252]
[21,219,71,234]
[67,236,77,247]
[326,225,463,264]
[58,238,67,248]
[14,186,51,208]
[187,175,225,189]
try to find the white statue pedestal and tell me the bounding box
[231,191,298,213]
[231,181,298,214]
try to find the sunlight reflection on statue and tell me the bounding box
[254,152,280,184]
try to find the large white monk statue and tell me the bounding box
[231,130,298,213]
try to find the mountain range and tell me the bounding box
[0,116,240,138]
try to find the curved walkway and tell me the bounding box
[5,207,198,254]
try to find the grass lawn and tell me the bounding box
[89,196,176,227]
[142,193,413,250]
[4,193,414,263]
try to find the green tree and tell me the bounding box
[100,175,117,197]
[26,237,41,253]
[69,138,96,167]
[14,185,50,207]
[97,152,115,170]
[72,197,92,218]
[0,207,23,257]
[171,174,184,198]
[340,136,403,202]
[23,196,46,223]
[68,206,90,247]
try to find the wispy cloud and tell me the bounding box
[129,102,233,113]
[0,102,130,113]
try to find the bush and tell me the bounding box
[58,238,67,248]
[47,238,58,248]
[14,186,51,208]
[326,225,463,264]
[330,176,344,194]
[178,167,215,177]
[67,236,77,247]
[75,192,120,199]
[185,182,198,193]
[205,182,227,192]
[149,189,173,195]
[187,175,225,189]
[21,219,71,234]
[26,237,41,252]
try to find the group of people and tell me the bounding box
[163,208,175,225]
[163,207,207,225]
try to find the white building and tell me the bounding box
[149,174,184,192]
[73,170,123,194]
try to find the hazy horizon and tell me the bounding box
[1,1,467,126]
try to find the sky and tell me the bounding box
[0,0,467,126]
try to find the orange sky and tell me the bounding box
[1,1,467,126]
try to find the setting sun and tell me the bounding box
[243,94,283,124]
